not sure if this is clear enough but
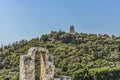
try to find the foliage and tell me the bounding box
[1,31,120,79]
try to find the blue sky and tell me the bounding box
[0,0,120,45]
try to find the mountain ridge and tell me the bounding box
[0,30,120,80]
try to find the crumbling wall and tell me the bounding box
[54,76,71,80]
[20,47,71,80]
[20,55,35,80]
[20,47,55,80]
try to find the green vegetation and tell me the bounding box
[1,30,120,80]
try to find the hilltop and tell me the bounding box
[1,28,120,80]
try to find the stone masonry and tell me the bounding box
[20,47,71,80]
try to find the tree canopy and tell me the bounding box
[0,31,120,80]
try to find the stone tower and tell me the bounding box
[70,25,75,34]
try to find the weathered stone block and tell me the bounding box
[20,47,71,80]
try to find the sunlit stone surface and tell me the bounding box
[20,47,71,80]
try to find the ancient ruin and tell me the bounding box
[70,25,75,34]
[20,47,71,80]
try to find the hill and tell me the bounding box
[1,30,120,80]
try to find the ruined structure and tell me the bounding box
[70,25,75,34]
[20,47,71,80]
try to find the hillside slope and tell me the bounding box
[1,31,120,80]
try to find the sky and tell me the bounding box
[0,0,120,45]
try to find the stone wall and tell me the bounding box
[54,76,71,80]
[20,47,71,80]
[20,55,35,80]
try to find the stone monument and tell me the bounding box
[70,25,75,34]
[20,47,71,80]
